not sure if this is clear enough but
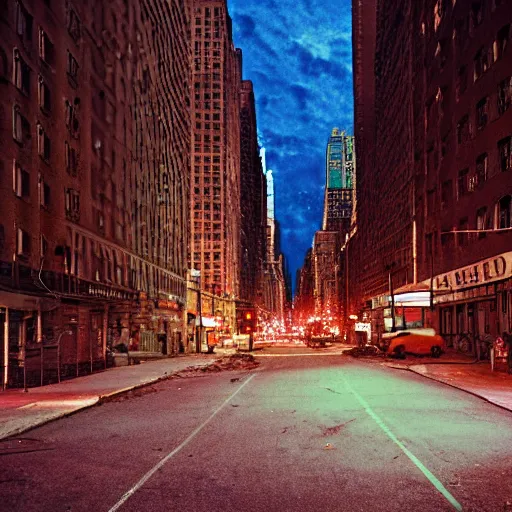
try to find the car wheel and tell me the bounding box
[431,345,442,358]
[395,345,406,359]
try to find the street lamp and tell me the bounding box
[385,262,397,332]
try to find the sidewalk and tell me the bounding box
[384,350,512,412]
[0,353,219,441]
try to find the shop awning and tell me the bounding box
[196,316,216,327]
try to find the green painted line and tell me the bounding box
[340,372,463,512]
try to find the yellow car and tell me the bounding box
[383,328,445,359]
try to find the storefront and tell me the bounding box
[434,252,512,357]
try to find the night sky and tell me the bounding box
[229,0,354,293]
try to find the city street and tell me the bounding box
[1,347,512,512]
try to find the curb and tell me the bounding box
[387,364,512,415]
[0,361,214,442]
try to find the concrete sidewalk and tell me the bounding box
[0,353,218,441]
[385,351,512,413]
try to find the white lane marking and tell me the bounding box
[108,374,256,512]
[339,372,463,511]
[18,403,37,410]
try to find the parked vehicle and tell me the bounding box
[381,328,445,359]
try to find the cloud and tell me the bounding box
[230,0,354,292]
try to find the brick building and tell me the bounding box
[0,0,190,388]
[189,0,242,306]
[350,0,512,350]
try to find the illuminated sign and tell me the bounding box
[434,252,512,292]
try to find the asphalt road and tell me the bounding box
[1,347,512,512]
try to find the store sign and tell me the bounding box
[355,322,371,336]
[434,252,512,292]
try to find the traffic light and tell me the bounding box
[240,309,256,334]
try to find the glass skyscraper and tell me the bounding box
[322,128,355,235]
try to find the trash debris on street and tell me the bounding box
[173,354,260,377]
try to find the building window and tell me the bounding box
[457,168,469,198]
[16,2,33,42]
[498,136,512,172]
[65,188,80,222]
[498,77,512,115]
[13,49,30,95]
[67,51,79,86]
[458,217,469,247]
[476,97,489,130]
[476,206,488,238]
[434,0,445,31]
[39,176,50,208]
[97,210,105,233]
[65,141,78,175]
[12,106,30,144]
[495,24,510,60]
[496,195,511,229]
[474,153,488,185]
[13,161,30,198]
[39,29,55,67]
[456,66,467,100]
[37,123,51,161]
[456,115,471,144]
[474,46,492,81]
[470,1,484,31]
[65,99,79,137]
[441,180,453,208]
[67,7,81,43]
[16,227,30,256]
[38,75,51,113]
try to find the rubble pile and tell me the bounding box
[343,345,384,358]
[176,353,260,377]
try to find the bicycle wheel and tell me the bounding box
[458,335,471,353]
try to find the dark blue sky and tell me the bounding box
[229,0,354,293]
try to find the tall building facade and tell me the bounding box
[294,248,315,325]
[262,160,287,323]
[0,0,190,388]
[239,80,267,306]
[322,128,355,236]
[190,0,242,301]
[350,0,512,350]
[312,230,341,319]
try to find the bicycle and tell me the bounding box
[456,333,473,354]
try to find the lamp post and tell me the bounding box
[385,262,397,333]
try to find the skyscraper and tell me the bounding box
[239,80,266,305]
[322,128,355,236]
[190,0,242,297]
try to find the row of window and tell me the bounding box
[428,136,510,211]
[457,85,511,145]
[434,0,504,34]
[426,196,511,256]
[193,222,221,231]
[16,0,81,47]
[12,106,79,175]
[194,121,222,131]
[453,196,511,247]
